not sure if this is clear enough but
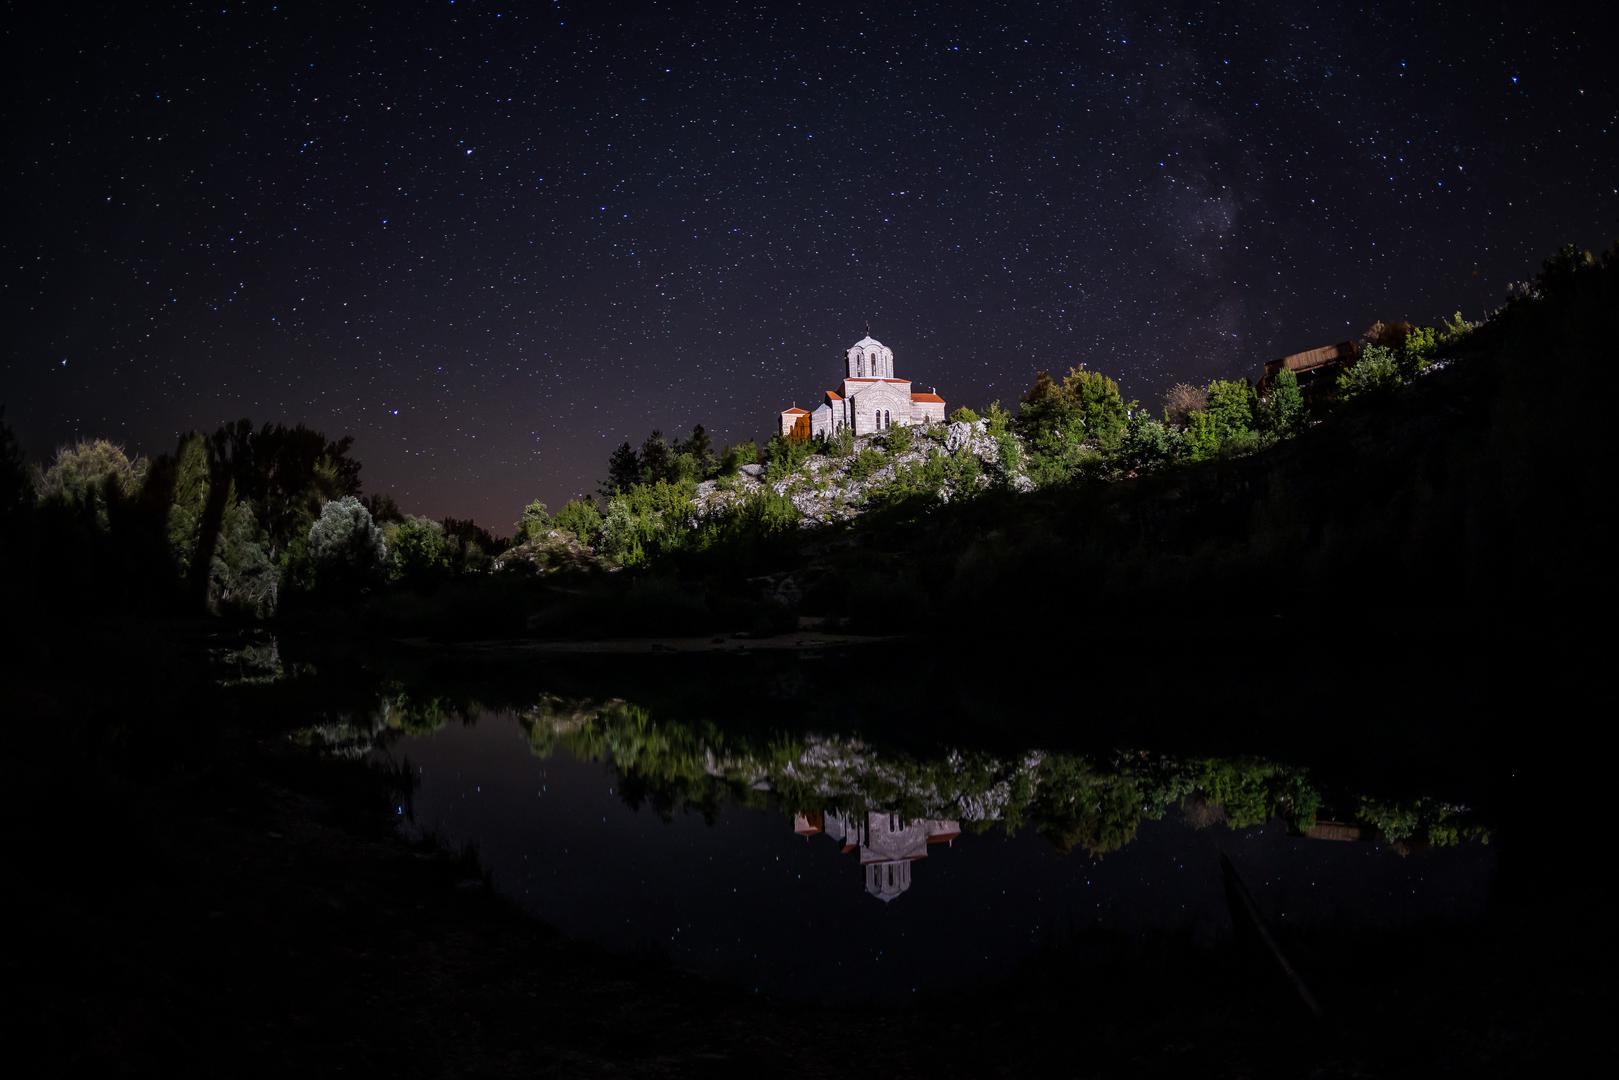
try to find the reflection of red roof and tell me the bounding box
[825,390,842,401]
[781,407,809,415]
[910,392,945,403]
[926,829,960,844]
[845,378,910,384]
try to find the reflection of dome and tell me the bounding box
[865,859,912,902]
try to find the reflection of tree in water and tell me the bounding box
[507,698,1489,854]
[295,690,1488,852]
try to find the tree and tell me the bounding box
[601,440,640,498]
[0,408,31,526]
[390,516,448,588]
[206,420,363,555]
[1257,368,1305,439]
[1203,379,1257,443]
[441,517,503,574]
[1180,410,1221,462]
[362,492,404,524]
[948,406,980,424]
[208,495,276,617]
[1119,410,1180,472]
[638,430,673,486]
[674,424,716,479]
[164,433,213,578]
[718,440,760,476]
[306,496,387,593]
[1162,382,1207,427]
[34,440,148,530]
[516,500,551,543]
[1062,368,1128,450]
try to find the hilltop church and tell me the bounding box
[778,333,946,440]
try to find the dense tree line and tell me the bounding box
[0,417,511,619]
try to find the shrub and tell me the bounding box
[551,497,603,543]
[822,425,856,458]
[1438,310,1476,346]
[849,447,885,482]
[719,440,760,475]
[1400,325,1438,377]
[1338,344,1403,401]
[948,406,980,424]
[883,423,914,456]
[763,433,813,483]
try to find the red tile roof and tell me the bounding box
[910,392,945,403]
[825,390,842,401]
[781,407,809,415]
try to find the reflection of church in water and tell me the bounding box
[794,810,961,902]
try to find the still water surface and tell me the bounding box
[361,703,1495,1001]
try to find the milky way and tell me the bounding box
[5,1,1616,527]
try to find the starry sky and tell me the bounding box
[5,1,1616,529]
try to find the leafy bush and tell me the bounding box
[1338,344,1403,401]
[849,447,885,482]
[1400,325,1438,378]
[882,423,914,456]
[763,434,813,483]
[948,406,980,424]
[718,440,760,476]
[551,497,603,543]
[823,426,856,458]
[598,480,697,566]
[1438,310,1476,346]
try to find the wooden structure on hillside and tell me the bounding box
[1260,340,1361,398]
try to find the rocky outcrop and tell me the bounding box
[693,420,1030,527]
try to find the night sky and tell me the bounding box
[5,2,1616,529]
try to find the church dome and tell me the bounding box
[846,333,895,379]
